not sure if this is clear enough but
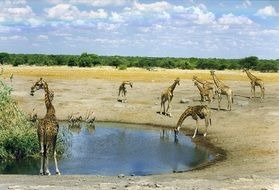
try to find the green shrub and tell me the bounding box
[0,77,39,160]
[118,64,128,70]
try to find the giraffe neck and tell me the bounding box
[212,73,222,88]
[245,70,257,81]
[196,83,204,92]
[169,81,178,94]
[42,81,55,115]
[195,77,205,84]
[176,108,191,127]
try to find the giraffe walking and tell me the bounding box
[193,81,213,103]
[210,70,234,111]
[30,78,60,175]
[118,81,133,102]
[160,77,180,117]
[174,105,211,139]
[243,68,265,99]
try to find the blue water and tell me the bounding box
[0,122,212,176]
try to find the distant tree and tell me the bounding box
[79,53,93,67]
[68,57,77,67]
[12,56,25,67]
[239,56,259,69]
[0,52,9,64]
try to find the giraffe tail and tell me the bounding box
[231,91,234,103]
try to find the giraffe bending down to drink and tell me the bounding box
[243,68,265,99]
[118,81,133,102]
[210,70,234,111]
[193,81,213,103]
[160,77,180,117]
[30,78,60,175]
[174,105,211,139]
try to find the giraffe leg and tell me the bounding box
[44,147,51,175]
[193,119,199,138]
[54,150,60,175]
[226,95,230,111]
[204,117,209,137]
[253,85,256,98]
[39,142,44,175]
[166,99,171,117]
[250,82,253,99]
[218,94,221,111]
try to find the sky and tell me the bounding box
[0,0,278,59]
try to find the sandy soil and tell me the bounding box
[1,66,279,190]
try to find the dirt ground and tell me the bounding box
[1,66,279,190]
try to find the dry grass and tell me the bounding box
[2,65,279,82]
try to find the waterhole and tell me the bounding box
[0,122,213,176]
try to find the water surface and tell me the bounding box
[0,122,213,176]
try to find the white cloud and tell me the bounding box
[256,5,278,17]
[236,0,251,8]
[243,0,251,8]
[37,35,49,40]
[45,3,108,21]
[133,1,172,12]
[0,35,27,41]
[110,12,124,23]
[218,13,253,25]
[70,0,130,7]
[48,0,131,7]
[96,22,119,31]
[0,5,34,22]
[0,25,21,33]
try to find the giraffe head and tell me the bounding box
[210,70,215,76]
[30,78,44,96]
[193,81,199,86]
[242,68,248,72]
[175,77,180,85]
[192,75,198,82]
[129,82,133,88]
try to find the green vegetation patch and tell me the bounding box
[0,52,278,72]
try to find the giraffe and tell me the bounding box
[30,78,60,175]
[193,81,213,103]
[118,81,133,102]
[210,70,234,111]
[192,75,216,97]
[243,68,265,99]
[160,77,180,117]
[68,112,82,127]
[174,105,211,139]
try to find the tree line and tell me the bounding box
[0,52,278,72]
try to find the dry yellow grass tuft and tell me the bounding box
[2,65,279,82]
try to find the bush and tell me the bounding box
[118,64,127,70]
[0,77,39,160]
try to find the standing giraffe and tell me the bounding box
[160,77,180,117]
[118,81,133,102]
[243,68,265,99]
[193,81,213,103]
[174,105,211,139]
[30,78,60,175]
[210,70,234,111]
[192,75,216,97]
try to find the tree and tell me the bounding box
[0,53,9,64]
[239,56,259,69]
[79,53,93,67]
